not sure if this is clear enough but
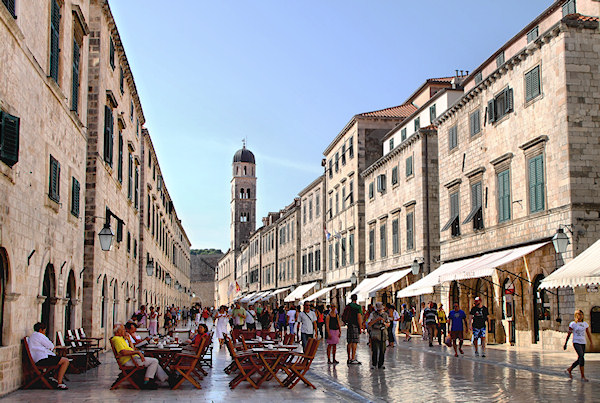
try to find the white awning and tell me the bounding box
[301,286,335,303]
[284,282,317,302]
[249,291,269,304]
[367,268,411,297]
[239,292,257,303]
[397,258,478,298]
[258,290,276,301]
[540,239,600,289]
[336,282,352,289]
[348,273,393,303]
[271,287,291,296]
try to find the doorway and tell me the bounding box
[533,274,550,343]
[41,264,56,338]
[0,248,7,346]
[65,270,75,333]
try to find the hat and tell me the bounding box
[375,302,384,309]
[474,297,481,301]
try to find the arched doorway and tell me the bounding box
[533,274,550,343]
[41,264,56,337]
[450,281,460,306]
[0,248,8,346]
[65,270,76,333]
[475,279,492,314]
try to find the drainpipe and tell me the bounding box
[423,131,431,275]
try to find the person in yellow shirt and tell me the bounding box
[437,303,448,346]
[112,324,169,389]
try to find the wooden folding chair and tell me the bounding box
[224,337,261,389]
[74,328,102,365]
[198,332,213,369]
[109,337,144,390]
[22,337,61,389]
[282,338,320,389]
[283,333,294,345]
[170,336,207,389]
[56,331,87,373]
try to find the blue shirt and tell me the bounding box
[449,309,466,332]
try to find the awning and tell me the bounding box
[336,282,352,289]
[258,290,276,301]
[347,276,383,303]
[367,268,411,297]
[284,282,317,302]
[271,287,291,296]
[397,242,548,298]
[239,292,257,303]
[249,291,269,304]
[233,293,246,302]
[540,239,600,289]
[301,286,335,303]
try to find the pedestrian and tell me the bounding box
[367,302,390,369]
[232,301,246,330]
[365,304,374,347]
[419,302,427,341]
[400,303,412,341]
[135,305,148,328]
[448,301,467,357]
[469,296,489,357]
[298,302,318,351]
[215,305,229,346]
[387,303,400,347]
[276,306,287,338]
[316,305,326,339]
[245,304,257,330]
[342,294,363,365]
[325,305,342,364]
[259,306,272,332]
[437,303,447,346]
[564,309,595,381]
[287,305,298,341]
[423,301,438,347]
[148,306,158,336]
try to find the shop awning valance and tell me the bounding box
[239,292,257,303]
[301,286,335,303]
[284,282,317,302]
[336,282,352,289]
[540,238,600,289]
[367,269,412,298]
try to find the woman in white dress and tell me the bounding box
[148,306,159,336]
[215,305,229,346]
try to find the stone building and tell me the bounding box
[323,104,416,305]
[215,250,235,307]
[246,229,261,294]
[259,213,280,297]
[298,176,326,293]
[361,77,465,307]
[190,252,222,307]
[276,200,302,301]
[0,0,90,393]
[423,0,600,348]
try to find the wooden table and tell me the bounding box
[143,346,183,372]
[251,348,292,387]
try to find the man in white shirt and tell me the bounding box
[245,304,257,330]
[298,303,317,352]
[29,322,70,389]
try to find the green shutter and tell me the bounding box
[71,177,80,217]
[406,213,414,250]
[529,155,545,213]
[117,131,123,182]
[563,0,576,16]
[119,67,124,93]
[526,66,541,101]
[49,155,60,202]
[109,37,115,69]
[0,111,20,167]
[104,105,113,165]
[401,128,407,141]
[3,0,16,18]
[487,100,495,123]
[71,40,80,111]
[498,170,511,222]
[525,69,533,101]
[49,0,60,82]
[506,88,514,113]
[406,156,413,177]
[430,104,436,121]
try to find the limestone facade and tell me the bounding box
[215,250,234,307]
[435,2,600,348]
[259,214,279,294]
[275,200,300,292]
[190,252,221,307]
[246,229,261,293]
[299,176,326,287]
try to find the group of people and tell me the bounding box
[131,304,202,336]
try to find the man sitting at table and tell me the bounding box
[112,324,169,389]
[29,322,70,390]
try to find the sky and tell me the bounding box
[109,0,552,251]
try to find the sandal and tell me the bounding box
[57,383,68,390]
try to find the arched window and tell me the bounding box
[0,248,7,346]
[243,166,247,175]
[246,189,251,198]
[41,264,56,336]
[65,270,76,334]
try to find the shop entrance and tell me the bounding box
[533,274,550,343]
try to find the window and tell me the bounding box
[308,252,314,272]
[109,37,115,70]
[127,152,133,200]
[147,195,151,227]
[442,191,460,236]
[71,177,80,217]
[529,154,545,213]
[496,52,505,68]
[401,128,407,141]
[309,199,313,220]
[335,192,339,215]
[335,241,339,268]
[119,67,124,94]
[133,239,137,259]
[117,131,123,183]
[380,223,387,258]
[348,137,354,158]
[389,138,394,151]
[116,219,123,242]
[488,87,514,123]
[302,254,307,275]
[392,218,399,254]
[463,181,483,230]
[315,249,321,271]
[335,152,339,172]
[2,0,16,18]
[527,26,539,43]
[349,181,354,204]
[134,166,139,209]
[406,156,413,177]
[562,0,576,16]
[406,212,414,250]
[48,155,60,202]
[104,105,114,166]
[525,66,541,102]
[369,182,374,199]
[414,117,420,132]
[71,40,81,112]
[341,238,346,266]
[328,244,333,270]
[130,100,134,121]
[341,187,346,210]
[429,104,436,122]
[328,159,333,179]
[470,110,481,136]
[497,169,511,222]
[349,233,355,264]
[0,111,20,167]
[448,125,458,151]
[377,174,386,193]
[369,228,375,261]
[391,166,398,185]
[49,0,61,83]
[328,197,332,219]
[341,144,346,165]
[127,231,131,253]
[303,204,306,224]
[475,72,482,85]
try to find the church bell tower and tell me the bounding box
[230,142,256,252]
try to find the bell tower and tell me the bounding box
[231,142,256,252]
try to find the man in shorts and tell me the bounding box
[448,301,467,357]
[400,304,412,341]
[344,294,363,365]
[470,296,490,357]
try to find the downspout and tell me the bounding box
[424,131,431,275]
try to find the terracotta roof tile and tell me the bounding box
[565,13,599,22]
[427,77,455,83]
[358,103,417,119]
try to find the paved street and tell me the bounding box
[2,327,599,403]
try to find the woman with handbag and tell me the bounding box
[367,302,390,369]
[325,305,342,364]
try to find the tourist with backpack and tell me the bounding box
[400,303,413,341]
[342,294,363,365]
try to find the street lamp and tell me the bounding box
[552,228,570,254]
[411,259,421,276]
[165,273,171,285]
[98,222,114,251]
[145,258,154,277]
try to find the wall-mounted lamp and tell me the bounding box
[146,257,154,276]
[552,225,573,254]
[411,258,424,276]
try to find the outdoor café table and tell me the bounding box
[142,345,183,372]
[251,347,292,387]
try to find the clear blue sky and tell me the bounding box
[109,0,551,251]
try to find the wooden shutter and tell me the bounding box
[506,88,514,113]
[117,132,123,182]
[119,67,124,93]
[104,105,113,165]
[0,111,20,167]
[71,177,80,217]
[50,0,61,82]
[380,224,386,258]
[3,0,16,18]
[525,69,533,101]
[71,40,80,111]
[406,156,412,177]
[109,37,115,69]
[49,155,60,202]
[406,213,414,250]
[487,100,495,123]
[529,155,544,212]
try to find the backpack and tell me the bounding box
[342,305,352,324]
[403,309,413,322]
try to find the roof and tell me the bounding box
[233,146,255,164]
[426,76,455,83]
[540,239,600,289]
[569,14,599,22]
[357,103,417,119]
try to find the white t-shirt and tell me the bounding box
[287,309,297,324]
[393,310,401,322]
[28,331,56,363]
[245,309,256,325]
[570,321,589,344]
[299,310,317,334]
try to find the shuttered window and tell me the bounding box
[525,66,541,102]
[369,228,375,261]
[119,67,124,94]
[414,117,420,132]
[380,223,387,258]
[475,72,482,85]
[328,244,333,270]
[109,37,115,70]
[488,87,513,123]
[429,104,436,122]
[377,174,386,193]
[529,154,545,213]
[391,166,398,185]
[134,166,139,209]
[562,0,576,16]
[406,212,414,250]
[71,177,80,217]
[401,128,407,141]
[0,111,20,167]
[117,131,123,183]
[442,191,460,236]
[71,40,80,112]
[496,52,505,68]
[341,238,346,266]
[448,125,458,150]
[103,105,113,166]
[49,155,60,202]
[369,182,374,199]
[328,159,333,178]
[49,0,61,83]
[349,233,355,264]
[389,138,394,151]
[470,110,481,136]
[2,0,16,18]
[348,136,354,158]
[127,152,133,200]
[463,181,483,230]
[497,169,511,222]
[527,26,539,43]
[392,218,399,254]
[406,155,413,177]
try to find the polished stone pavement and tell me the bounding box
[2,328,599,402]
